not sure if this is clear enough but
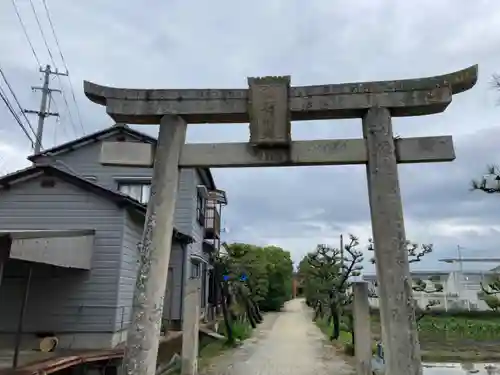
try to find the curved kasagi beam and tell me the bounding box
[83,65,478,124]
[296,64,478,96]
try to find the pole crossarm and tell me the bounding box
[83,65,477,124]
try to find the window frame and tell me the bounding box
[117,180,152,204]
[191,260,201,279]
[196,191,206,226]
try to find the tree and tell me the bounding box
[477,274,500,311]
[211,254,236,344]
[493,74,500,102]
[259,245,294,311]
[298,245,340,321]
[297,253,324,307]
[298,235,363,342]
[471,165,500,193]
[470,165,500,311]
[412,277,442,322]
[479,293,500,311]
[368,240,442,321]
[299,235,439,356]
[223,243,294,312]
[330,236,363,341]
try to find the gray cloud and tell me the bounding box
[1,0,500,269]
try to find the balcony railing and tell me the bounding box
[204,206,220,239]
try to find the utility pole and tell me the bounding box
[24,65,66,154]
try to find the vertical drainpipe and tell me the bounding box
[0,235,12,290]
[180,241,188,326]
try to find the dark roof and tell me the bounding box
[26,124,216,190]
[0,164,194,244]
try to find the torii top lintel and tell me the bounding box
[83,65,477,125]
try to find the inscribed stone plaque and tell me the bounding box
[247,76,291,148]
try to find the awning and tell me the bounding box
[190,254,208,265]
[0,229,95,270]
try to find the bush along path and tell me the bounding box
[195,242,295,373]
[199,299,354,375]
[298,235,441,358]
[212,242,294,346]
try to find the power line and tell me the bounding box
[1,82,80,176]
[24,65,65,154]
[40,0,65,70]
[0,65,38,139]
[11,0,84,140]
[10,0,41,68]
[40,0,85,136]
[0,86,35,147]
[28,0,57,70]
[53,76,79,138]
[26,0,80,138]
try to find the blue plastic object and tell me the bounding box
[376,342,384,360]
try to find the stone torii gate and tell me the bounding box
[84,64,477,375]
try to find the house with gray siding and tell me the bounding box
[0,124,225,351]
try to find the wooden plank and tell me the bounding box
[178,136,455,168]
[83,65,478,124]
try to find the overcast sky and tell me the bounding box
[1,0,500,273]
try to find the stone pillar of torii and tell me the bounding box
[84,64,478,375]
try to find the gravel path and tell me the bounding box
[201,298,354,375]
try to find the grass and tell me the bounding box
[217,319,254,341]
[316,313,500,362]
[315,316,359,356]
[197,319,255,371]
[316,317,351,344]
[370,314,500,361]
[198,339,231,369]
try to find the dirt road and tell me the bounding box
[201,298,354,375]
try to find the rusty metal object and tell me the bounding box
[0,349,124,375]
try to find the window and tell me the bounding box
[191,261,201,279]
[118,183,151,204]
[196,192,206,226]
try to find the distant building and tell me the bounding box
[363,269,497,311]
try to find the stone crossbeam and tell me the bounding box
[84,65,477,124]
[99,136,455,168]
